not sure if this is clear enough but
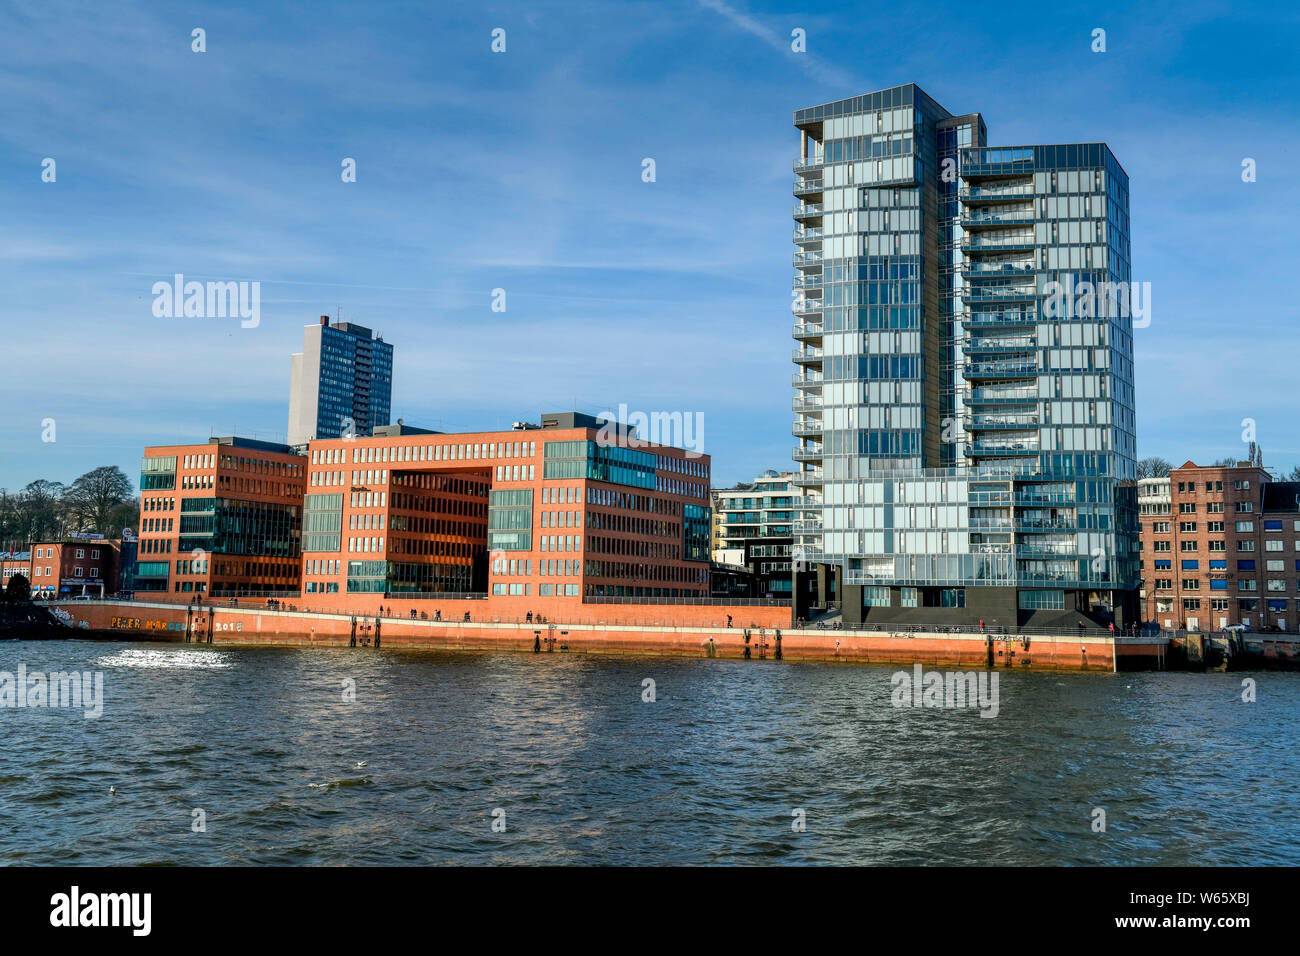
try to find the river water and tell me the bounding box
[0,638,1295,865]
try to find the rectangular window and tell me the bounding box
[863,586,890,607]
[1018,589,1065,610]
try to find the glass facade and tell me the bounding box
[316,323,393,440]
[792,84,1138,611]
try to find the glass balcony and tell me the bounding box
[961,310,1038,327]
[964,413,1039,430]
[961,287,1036,303]
[1015,492,1076,506]
[793,468,824,484]
[960,236,1035,252]
[792,420,823,436]
[1016,520,1078,533]
[960,212,1034,229]
[792,519,822,532]
[792,396,823,411]
[792,322,824,339]
[962,263,1035,277]
[964,388,1037,406]
[958,183,1034,203]
[792,298,823,317]
[968,441,1039,457]
[963,336,1036,353]
[792,275,823,291]
[792,445,824,461]
[793,227,823,244]
[792,497,822,508]
[794,250,823,269]
[793,203,824,220]
[1016,543,1078,557]
[793,373,824,388]
[964,361,1038,380]
[794,155,824,173]
[792,347,823,364]
[793,178,824,195]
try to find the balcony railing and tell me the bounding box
[968,442,1039,457]
[793,178,824,194]
[962,263,1035,277]
[965,414,1039,430]
[960,213,1035,229]
[793,227,823,244]
[1015,493,1076,505]
[794,251,823,268]
[1016,521,1078,533]
[794,155,824,172]
[793,374,824,388]
[961,287,1036,302]
[964,389,1038,405]
[792,275,823,290]
[958,184,1034,202]
[792,445,824,460]
[962,311,1038,327]
[964,362,1038,379]
[792,420,823,436]
[964,337,1036,352]
[793,203,824,218]
[792,519,822,532]
[792,322,823,338]
[960,236,1035,251]
[793,469,824,483]
[793,347,824,363]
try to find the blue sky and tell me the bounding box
[1,0,1297,490]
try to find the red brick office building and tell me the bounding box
[132,413,713,618]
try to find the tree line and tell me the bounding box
[1136,455,1300,480]
[0,466,138,552]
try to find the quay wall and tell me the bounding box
[42,599,1171,671]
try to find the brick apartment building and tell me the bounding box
[19,538,122,598]
[1139,460,1300,632]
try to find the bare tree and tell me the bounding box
[62,466,134,536]
[1136,456,1172,479]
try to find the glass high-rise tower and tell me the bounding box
[791,83,1138,628]
[288,316,394,447]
